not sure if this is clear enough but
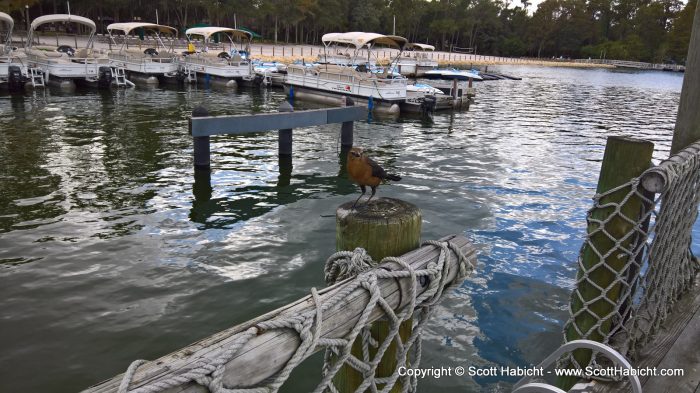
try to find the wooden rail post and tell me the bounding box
[334,198,421,393]
[340,96,354,148]
[191,106,210,170]
[278,101,293,156]
[670,0,700,155]
[559,136,654,390]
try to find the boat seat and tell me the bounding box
[26,48,66,58]
[120,49,172,60]
[74,48,92,58]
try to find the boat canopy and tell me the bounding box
[0,12,13,32]
[185,27,252,42]
[407,43,435,51]
[322,32,407,50]
[30,14,96,33]
[0,12,12,53]
[107,22,177,36]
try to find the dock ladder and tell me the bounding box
[111,67,132,87]
[183,65,197,83]
[29,67,45,87]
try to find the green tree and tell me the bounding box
[666,0,695,63]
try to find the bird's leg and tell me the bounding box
[352,185,366,208]
[365,186,377,204]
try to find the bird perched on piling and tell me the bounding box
[347,147,401,207]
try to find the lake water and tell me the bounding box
[0,66,692,392]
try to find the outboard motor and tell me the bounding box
[57,45,75,57]
[253,73,265,86]
[144,48,159,56]
[7,65,24,93]
[98,66,113,89]
[420,95,437,114]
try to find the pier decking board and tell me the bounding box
[591,272,700,393]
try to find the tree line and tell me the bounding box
[2,0,696,63]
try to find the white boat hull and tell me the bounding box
[285,64,406,102]
[284,84,400,115]
[181,58,251,79]
[26,56,107,80]
[109,53,179,76]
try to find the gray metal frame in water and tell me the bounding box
[189,99,366,170]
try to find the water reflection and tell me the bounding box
[0,66,691,393]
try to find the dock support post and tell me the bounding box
[670,1,700,154]
[191,106,210,170]
[558,136,654,390]
[340,96,354,148]
[334,198,422,393]
[278,101,293,156]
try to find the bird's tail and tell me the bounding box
[385,174,401,181]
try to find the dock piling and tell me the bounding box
[340,96,354,147]
[334,198,422,393]
[191,106,211,170]
[278,101,294,156]
[559,136,654,390]
[670,0,700,154]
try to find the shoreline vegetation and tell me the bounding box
[2,0,695,66]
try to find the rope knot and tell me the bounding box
[324,248,376,285]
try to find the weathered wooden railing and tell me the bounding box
[189,98,365,171]
[83,234,476,393]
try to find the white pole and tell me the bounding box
[393,15,396,35]
[67,1,70,15]
[234,14,237,29]
[156,9,159,24]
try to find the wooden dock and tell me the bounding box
[590,272,700,393]
[574,58,686,72]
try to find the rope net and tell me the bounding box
[117,239,475,393]
[561,141,700,376]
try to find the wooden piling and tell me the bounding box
[191,106,211,170]
[340,96,354,148]
[278,101,293,156]
[670,1,700,154]
[334,197,421,393]
[559,136,654,390]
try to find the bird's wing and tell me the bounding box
[367,157,388,179]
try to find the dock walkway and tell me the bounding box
[590,272,700,393]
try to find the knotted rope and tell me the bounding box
[117,239,474,393]
[561,141,700,378]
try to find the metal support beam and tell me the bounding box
[278,101,293,156]
[340,96,354,147]
[191,106,211,170]
[190,106,366,137]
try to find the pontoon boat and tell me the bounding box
[0,12,30,91]
[25,14,113,89]
[285,32,408,114]
[397,43,438,77]
[107,22,179,85]
[424,68,482,81]
[182,27,253,87]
